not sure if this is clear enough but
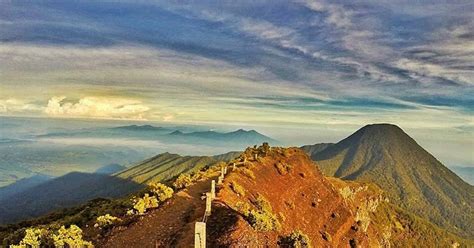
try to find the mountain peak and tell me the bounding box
[169,130,184,135]
[310,123,474,237]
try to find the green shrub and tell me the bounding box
[253,194,272,213]
[247,194,280,231]
[230,181,245,196]
[94,214,121,228]
[149,182,174,202]
[237,168,256,180]
[279,230,312,248]
[52,225,93,248]
[10,225,93,248]
[247,209,281,231]
[132,194,159,215]
[235,202,251,216]
[275,162,292,175]
[172,174,193,190]
[9,227,48,248]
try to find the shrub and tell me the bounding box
[52,225,93,248]
[275,162,292,175]
[237,168,256,180]
[172,174,193,190]
[132,194,159,215]
[247,209,281,231]
[235,202,251,216]
[10,227,49,248]
[94,214,121,228]
[279,230,312,248]
[149,182,174,202]
[230,181,245,196]
[10,225,93,248]
[253,194,272,213]
[247,194,280,231]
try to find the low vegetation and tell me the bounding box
[279,230,312,248]
[10,225,93,248]
[236,168,256,180]
[230,181,245,196]
[94,214,121,228]
[149,182,174,202]
[172,174,193,190]
[246,194,281,231]
[275,162,292,175]
[130,194,159,215]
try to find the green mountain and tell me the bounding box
[306,123,474,237]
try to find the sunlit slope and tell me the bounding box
[115,152,240,184]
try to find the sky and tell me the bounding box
[0,1,473,166]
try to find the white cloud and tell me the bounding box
[44,96,150,120]
[0,98,43,113]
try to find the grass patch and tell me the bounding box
[230,181,245,196]
[279,230,312,248]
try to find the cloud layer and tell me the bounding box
[0,1,472,163]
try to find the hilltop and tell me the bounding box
[305,123,474,237]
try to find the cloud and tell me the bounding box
[44,96,150,120]
[162,114,175,122]
[0,98,43,114]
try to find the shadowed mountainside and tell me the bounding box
[0,174,52,200]
[305,123,474,237]
[0,173,142,225]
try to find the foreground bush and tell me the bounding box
[131,194,159,215]
[52,225,93,248]
[94,214,121,228]
[9,228,48,248]
[172,174,193,190]
[247,209,281,231]
[279,230,312,248]
[10,225,93,248]
[230,181,245,196]
[247,194,280,231]
[149,182,174,202]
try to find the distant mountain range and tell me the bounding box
[167,128,277,144]
[39,125,278,146]
[303,123,474,238]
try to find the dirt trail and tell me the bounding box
[100,177,214,248]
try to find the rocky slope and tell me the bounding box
[306,124,474,237]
